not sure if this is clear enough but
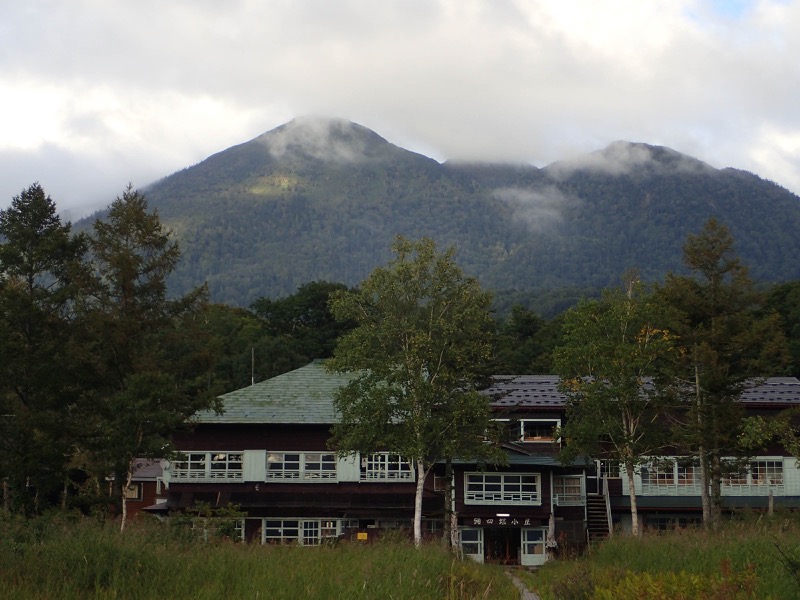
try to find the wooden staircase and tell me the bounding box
[586,494,610,542]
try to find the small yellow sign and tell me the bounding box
[357,532,368,541]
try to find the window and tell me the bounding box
[522,528,545,555]
[124,483,142,501]
[459,528,483,560]
[172,452,243,481]
[640,462,676,487]
[264,519,300,544]
[553,475,584,505]
[725,459,784,488]
[361,453,413,481]
[264,519,340,545]
[751,460,783,486]
[521,420,560,442]
[645,515,701,531]
[598,459,620,478]
[267,452,337,480]
[677,464,696,486]
[465,473,541,505]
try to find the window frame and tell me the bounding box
[172,451,244,481]
[124,482,143,501]
[267,451,338,481]
[553,475,584,505]
[360,452,414,481]
[464,472,541,505]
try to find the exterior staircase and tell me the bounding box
[586,494,610,542]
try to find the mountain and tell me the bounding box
[111,117,800,307]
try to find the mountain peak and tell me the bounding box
[545,141,715,178]
[255,116,395,164]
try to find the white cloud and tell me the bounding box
[1,0,799,212]
[493,186,579,233]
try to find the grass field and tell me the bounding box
[0,513,519,600]
[523,512,800,599]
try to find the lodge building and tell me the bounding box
[155,360,800,565]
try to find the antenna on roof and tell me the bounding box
[251,347,255,386]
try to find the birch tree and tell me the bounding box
[327,237,503,547]
[554,277,676,536]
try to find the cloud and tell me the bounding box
[259,116,379,163]
[493,186,579,233]
[545,142,714,178]
[1,0,799,211]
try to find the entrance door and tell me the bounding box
[484,528,521,565]
[520,528,548,566]
[459,528,484,563]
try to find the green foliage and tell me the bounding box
[328,236,504,544]
[657,218,789,525]
[530,515,800,600]
[0,514,519,600]
[765,280,800,377]
[78,186,219,527]
[0,183,89,512]
[493,305,564,374]
[554,278,677,535]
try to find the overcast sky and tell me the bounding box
[2,0,798,219]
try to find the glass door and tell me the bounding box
[520,528,547,566]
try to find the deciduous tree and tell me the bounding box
[554,277,676,536]
[327,237,504,547]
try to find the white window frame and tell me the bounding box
[520,419,561,443]
[724,458,784,491]
[464,472,541,505]
[266,452,338,481]
[459,527,484,563]
[172,451,244,481]
[262,518,341,545]
[360,452,413,481]
[492,418,561,444]
[553,475,585,506]
[521,528,548,566]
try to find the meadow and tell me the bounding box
[0,513,519,600]
[523,512,800,599]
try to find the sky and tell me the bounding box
[1,0,799,219]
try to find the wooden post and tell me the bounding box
[768,489,774,517]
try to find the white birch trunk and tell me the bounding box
[626,461,639,537]
[120,467,133,533]
[414,458,425,547]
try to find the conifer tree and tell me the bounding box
[658,218,787,526]
[79,185,218,530]
[0,183,88,512]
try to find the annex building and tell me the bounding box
[156,361,800,566]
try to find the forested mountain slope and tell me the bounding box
[97,117,800,306]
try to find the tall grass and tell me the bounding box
[0,513,518,600]
[525,512,800,599]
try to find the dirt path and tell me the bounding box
[505,571,541,600]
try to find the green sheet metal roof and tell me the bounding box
[193,360,352,424]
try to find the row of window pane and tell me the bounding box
[465,473,540,504]
[267,452,337,479]
[361,453,413,480]
[499,420,560,443]
[264,519,339,545]
[641,460,784,487]
[173,452,243,480]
